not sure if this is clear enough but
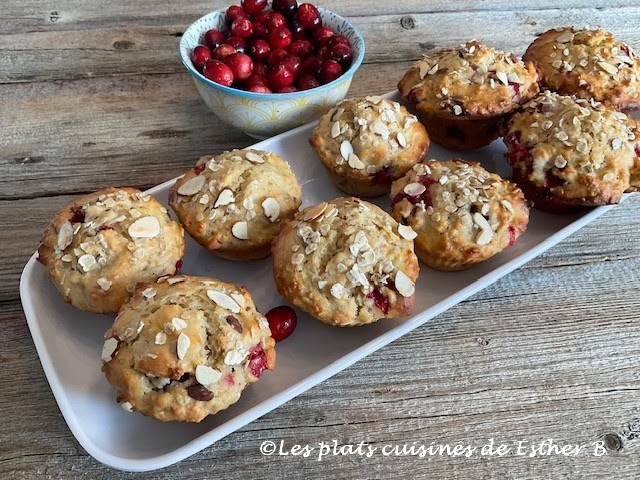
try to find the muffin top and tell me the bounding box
[169,149,302,260]
[271,197,419,327]
[37,187,185,313]
[390,159,529,270]
[398,40,540,118]
[101,275,275,422]
[503,91,637,203]
[523,27,640,110]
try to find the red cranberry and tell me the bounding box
[191,45,212,71]
[203,29,225,50]
[252,22,269,39]
[245,73,269,89]
[264,12,287,31]
[327,34,350,48]
[391,175,438,210]
[70,206,85,224]
[288,18,305,40]
[241,0,267,15]
[366,286,390,314]
[267,48,288,69]
[278,86,298,93]
[312,26,335,46]
[203,60,234,86]
[269,26,293,50]
[253,61,268,76]
[175,259,183,272]
[297,73,320,90]
[226,5,247,23]
[226,36,246,53]
[508,226,517,246]
[297,3,322,30]
[288,39,314,58]
[316,45,330,60]
[280,54,301,76]
[371,166,395,185]
[330,43,353,68]
[255,11,270,25]
[301,55,322,75]
[224,53,253,81]
[265,306,298,341]
[249,84,273,93]
[247,345,268,378]
[211,44,237,61]
[249,39,271,60]
[269,64,295,90]
[318,59,342,84]
[272,0,298,18]
[231,17,253,39]
[194,163,206,174]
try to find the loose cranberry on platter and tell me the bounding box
[224,52,253,81]
[288,39,314,58]
[312,26,334,46]
[226,5,247,23]
[191,45,212,70]
[203,29,225,50]
[296,3,322,30]
[264,12,287,31]
[269,26,293,50]
[203,60,234,86]
[327,34,350,48]
[249,85,273,93]
[211,43,237,61]
[330,43,353,67]
[272,0,298,18]
[252,21,269,39]
[269,63,295,90]
[249,39,271,60]
[267,48,288,69]
[318,59,342,84]
[231,16,253,39]
[301,55,322,74]
[265,306,298,342]
[253,61,268,76]
[226,35,247,53]
[297,73,320,90]
[241,0,267,15]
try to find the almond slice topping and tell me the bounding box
[57,221,74,251]
[598,61,618,75]
[128,216,160,239]
[230,292,245,308]
[78,254,96,272]
[476,228,493,246]
[395,270,415,297]
[556,31,574,43]
[176,332,190,360]
[195,365,222,385]
[303,202,328,221]
[397,132,407,148]
[207,289,241,313]
[348,153,365,169]
[398,224,418,240]
[262,197,280,222]
[331,121,341,138]
[404,182,426,196]
[101,337,118,362]
[214,188,235,208]
[340,140,353,161]
[231,221,248,240]
[245,151,265,164]
[177,175,206,196]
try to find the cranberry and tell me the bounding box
[269,26,293,50]
[265,12,287,31]
[194,163,206,174]
[272,0,298,18]
[245,72,269,89]
[191,45,212,71]
[366,286,390,314]
[224,53,253,81]
[253,61,268,76]
[327,35,350,48]
[508,226,517,246]
[391,175,438,210]
[371,166,395,185]
[211,44,237,61]
[247,345,268,378]
[203,60,234,86]
[288,39,314,58]
[297,3,322,30]
[226,36,246,53]
[70,205,85,224]
[288,18,306,40]
[509,81,521,97]
[316,46,330,60]
[203,29,225,50]
[241,0,267,15]
[267,48,288,69]
[249,85,273,93]
[278,86,298,93]
[301,55,322,75]
[269,63,295,90]
[231,17,253,39]
[297,73,320,90]
[318,59,342,84]
[330,43,352,68]
[98,225,114,232]
[175,259,183,272]
[280,54,301,76]
[223,373,235,387]
[312,27,335,46]
[249,39,271,61]
[252,22,269,39]
[226,5,247,23]
[265,305,298,341]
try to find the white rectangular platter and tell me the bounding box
[20,91,628,472]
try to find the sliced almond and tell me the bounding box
[556,31,574,43]
[231,221,248,240]
[332,107,345,121]
[230,292,245,308]
[331,121,341,138]
[78,254,96,272]
[97,277,112,291]
[177,175,206,196]
[418,62,430,79]
[155,331,167,345]
[101,337,118,362]
[195,365,222,385]
[348,153,365,169]
[496,71,509,86]
[303,202,328,221]
[121,401,133,412]
[214,188,235,208]
[404,182,426,196]
[340,140,353,161]
[57,221,74,251]
[171,317,188,330]
[397,132,407,148]
[598,61,618,75]
[476,228,493,246]
[245,151,265,164]
[262,197,280,222]
[395,270,415,297]
[176,332,190,360]
[128,216,160,239]
[507,72,524,84]
[370,120,390,139]
[500,199,515,214]
[207,289,241,313]
[398,224,418,240]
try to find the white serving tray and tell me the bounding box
[20,91,628,471]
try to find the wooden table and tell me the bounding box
[2,1,640,478]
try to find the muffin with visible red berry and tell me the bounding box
[101,275,275,422]
[502,91,639,211]
[390,159,529,271]
[271,197,419,327]
[523,27,640,111]
[309,96,430,197]
[398,40,540,150]
[37,187,185,314]
[169,149,302,260]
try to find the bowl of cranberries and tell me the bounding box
[180,0,365,138]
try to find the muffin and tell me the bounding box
[271,197,419,327]
[502,91,639,211]
[101,275,276,422]
[398,40,540,150]
[309,96,430,197]
[523,27,640,111]
[169,149,302,260]
[390,159,529,271]
[37,187,185,314]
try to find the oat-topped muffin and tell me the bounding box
[398,40,540,150]
[502,91,639,211]
[309,96,430,197]
[271,197,419,327]
[101,275,275,422]
[169,149,302,260]
[37,187,185,314]
[390,159,529,271]
[524,27,640,111]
